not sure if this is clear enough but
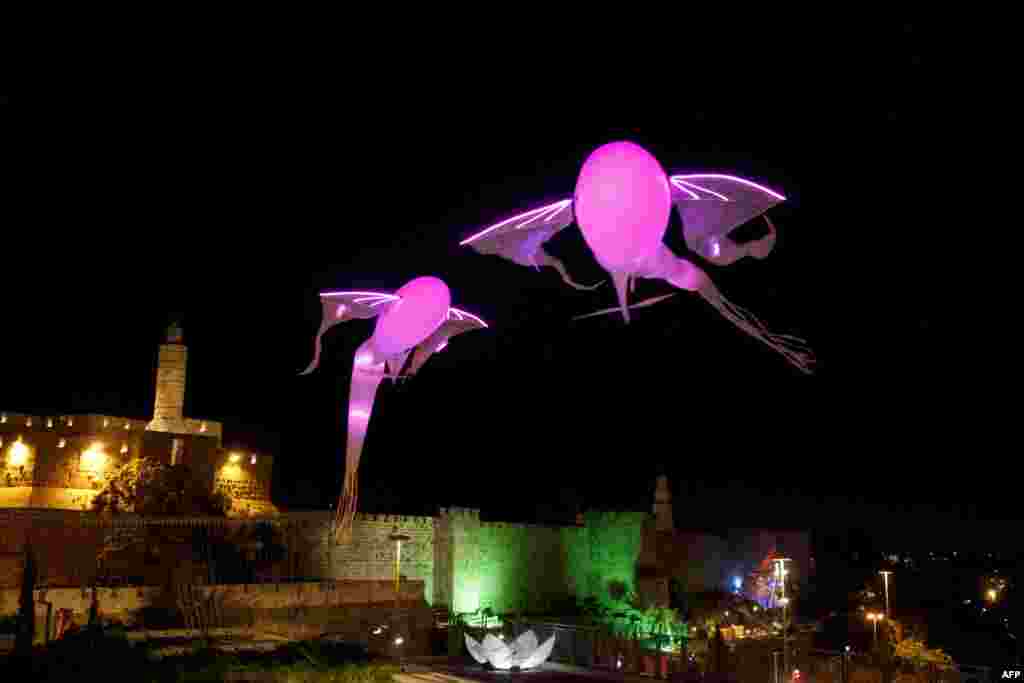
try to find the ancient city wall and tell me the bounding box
[0,505,648,618]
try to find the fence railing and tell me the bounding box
[454,621,994,683]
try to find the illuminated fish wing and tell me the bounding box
[404,306,488,377]
[460,199,574,266]
[670,174,785,262]
[460,200,601,290]
[299,291,399,375]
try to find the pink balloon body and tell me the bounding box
[573,142,672,272]
[372,276,451,356]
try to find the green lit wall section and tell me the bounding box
[441,508,646,616]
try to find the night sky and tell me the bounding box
[6,44,1005,549]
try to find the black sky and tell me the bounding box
[4,31,1008,544]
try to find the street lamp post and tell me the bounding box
[867,613,883,650]
[879,571,892,619]
[774,558,792,681]
[389,525,411,670]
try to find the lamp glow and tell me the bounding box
[250,455,257,464]
[81,443,107,471]
[8,439,29,466]
[229,453,241,463]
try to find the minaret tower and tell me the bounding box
[148,322,187,433]
[653,472,674,532]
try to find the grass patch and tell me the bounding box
[8,626,399,683]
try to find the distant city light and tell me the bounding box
[394,636,404,646]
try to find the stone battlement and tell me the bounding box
[0,411,223,442]
[438,507,480,519]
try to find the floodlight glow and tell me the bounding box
[81,443,107,471]
[7,440,29,466]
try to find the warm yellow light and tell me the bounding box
[8,440,29,467]
[0,414,6,424]
[200,422,208,433]
[26,417,32,427]
[987,589,998,601]
[58,439,66,448]
[81,443,108,471]
[120,443,128,454]
[230,453,241,463]
[46,418,53,428]
[103,419,109,428]
[778,597,790,607]
[250,455,257,464]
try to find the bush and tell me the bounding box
[0,614,19,633]
[16,629,391,683]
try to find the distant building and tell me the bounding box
[0,324,277,517]
[636,474,811,608]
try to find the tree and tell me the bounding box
[15,541,36,659]
[894,638,955,670]
[91,456,229,516]
[90,456,230,582]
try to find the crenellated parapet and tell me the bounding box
[438,507,481,520]
[353,513,434,527]
[1,412,152,437]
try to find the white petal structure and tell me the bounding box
[464,630,556,670]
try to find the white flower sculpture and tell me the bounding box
[465,630,556,670]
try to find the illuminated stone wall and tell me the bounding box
[304,512,437,604]
[150,342,188,433]
[570,511,647,605]
[0,414,266,515]
[435,508,646,616]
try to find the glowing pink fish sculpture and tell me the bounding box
[460,141,813,373]
[299,276,487,542]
